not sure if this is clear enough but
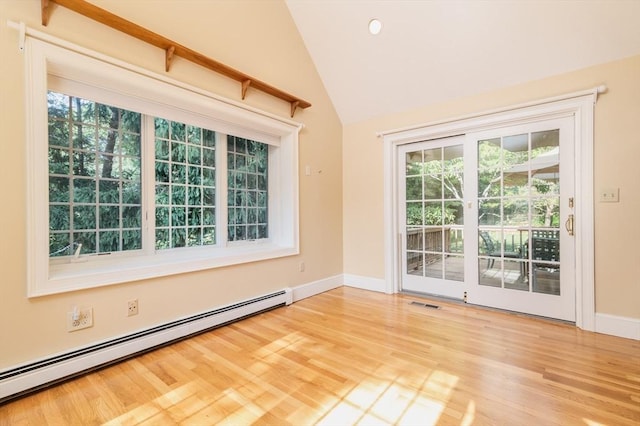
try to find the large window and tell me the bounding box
[47,93,269,256]
[26,36,299,296]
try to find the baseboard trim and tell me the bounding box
[595,313,640,340]
[343,274,387,293]
[291,275,344,302]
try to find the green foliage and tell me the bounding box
[227,135,268,242]
[48,91,142,256]
[153,118,221,249]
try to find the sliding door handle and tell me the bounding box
[565,214,574,236]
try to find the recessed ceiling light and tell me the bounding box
[368,19,382,35]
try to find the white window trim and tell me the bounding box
[24,32,301,297]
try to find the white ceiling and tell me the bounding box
[286,0,640,124]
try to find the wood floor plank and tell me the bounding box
[1,287,639,425]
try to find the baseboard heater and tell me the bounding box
[0,288,293,404]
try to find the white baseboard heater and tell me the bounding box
[0,288,293,404]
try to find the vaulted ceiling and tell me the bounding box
[286,0,640,124]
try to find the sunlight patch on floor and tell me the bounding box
[369,382,417,423]
[101,334,465,425]
[316,400,369,426]
[461,400,476,426]
[315,369,460,426]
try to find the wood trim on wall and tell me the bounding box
[41,0,311,117]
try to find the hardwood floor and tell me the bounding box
[1,287,638,425]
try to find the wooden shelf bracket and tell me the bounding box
[290,101,300,118]
[41,0,311,117]
[165,46,175,72]
[242,80,251,100]
[41,0,50,26]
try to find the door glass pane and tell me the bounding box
[478,138,501,197]
[407,252,423,276]
[531,130,560,196]
[406,228,423,251]
[443,145,464,199]
[532,197,560,227]
[504,228,526,258]
[477,129,561,294]
[449,229,464,254]
[406,151,422,175]
[503,198,529,225]
[424,176,442,199]
[406,176,422,200]
[445,255,464,282]
[503,260,528,291]
[424,202,442,225]
[478,199,500,226]
[533,263,560,295]
[479,258,501,287]
[502,134,529,196]
[531,230,560,262]
[444,201,464,225]
[425,253,443,278]
[423,148,442,171]
[406,202,423,226]
[424,228,443,252]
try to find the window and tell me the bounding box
[26,36,300,296]
[227,135,269,242]
[48,93,143,257]
[153,118,218,250]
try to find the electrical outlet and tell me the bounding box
[299,261,305,272]
[127,299,139,316]
[67,308,93,332]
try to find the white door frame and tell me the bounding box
[380,88,603,331]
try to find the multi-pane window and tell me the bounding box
[154,119,217,249]
[227,136,269,242]
[48,91,142,257]
[47,92,270,259]
[30,37,299,295]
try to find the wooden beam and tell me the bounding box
[42,0,311,115]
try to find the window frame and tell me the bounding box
[26,36,301,297]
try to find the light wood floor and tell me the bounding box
[1,287,639,425]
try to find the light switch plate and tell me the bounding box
[599,187,619,203]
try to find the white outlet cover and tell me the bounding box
[67,308,93,332]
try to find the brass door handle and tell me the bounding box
[565,214,574,236]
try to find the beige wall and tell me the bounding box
[0,0,343,368]
[343,55,640,320]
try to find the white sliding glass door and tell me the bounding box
[399,136,467,299]
[469,118,575,321]
[398,117,576,321]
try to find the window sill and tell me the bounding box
[34,243,298,297]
